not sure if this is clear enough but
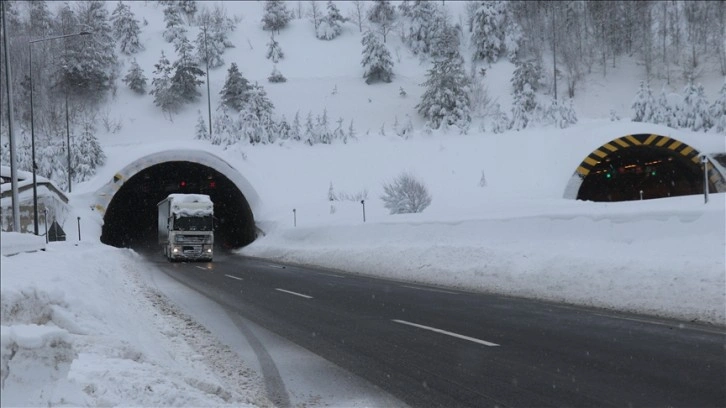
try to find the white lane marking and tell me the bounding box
[319,273,345,278]
[276,288,313,299]
[195,266,208,271]
[225,274,243,281]
[264,263,286,269]
[401,285,459,295]
[393,319,500,347]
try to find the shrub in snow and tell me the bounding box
[381,172,432,215]
[195,111,209,141]
[479,170,487,187]
[490,103,510,134]
[539,98,578,129]
[268,65,286,83]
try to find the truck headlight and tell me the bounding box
[206,248,212,253]
[172,247,179,253]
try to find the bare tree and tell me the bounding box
[349,0,366,32]
[307,0,322,30]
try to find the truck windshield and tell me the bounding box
[173,215,213,231]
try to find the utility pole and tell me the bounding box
[1,0,20,232]
[203,26,212,138]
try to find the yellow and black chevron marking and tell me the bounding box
[575,134,704,177]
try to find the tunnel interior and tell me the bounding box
[101,161,256,250]
[577,146,711,202]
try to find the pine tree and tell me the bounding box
[111,1,144,55]
[631,81,656,122]
[710,81,726,133]
[28,1,53,37]
[540,98,578,129]
[404,0,439,55]
[246,82,275,122]
[510,84,535,130]
[150,51,180,116]
[490,103,510,134]
[367,0,397,43]
[361,31,394,84]
[219,63,251,112]
[471,1,506,63]
[196,26,225,69]
[123,59,147,94]
[276,115,292,141]
[417,51,472,131]
[71,119,106,183]
[680,82,712,131]
[262,0,293,34]
[317,1,347,40]
[195,111,209,140]
[304,111,316,145]
[290,111,302,141]
[57,1,118,102]
[163,4,187,43]
[171,35,205,102]
[511,58,543,95]
[178,0,198,21]
[266,36,284,63]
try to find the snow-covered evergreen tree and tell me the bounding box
[195,111,209,140]
[417,51,471,132]
[246,82,275,124]
[28,1,53,37]
[219,63,251,112]
[177,0,198,22]
[680,82,712,131]
[367,0,397,43]
[196,26,224,69]
[510,83,535,130]
[490,103,510,134]
[194,5,236,68]
[71,118,106,183]
[631,80,656,122]
[111,1,144,55]
[317,1,347,40]
[276,115,291,141]
[266,35,284,62]
[163,4,187,43]
[710,81,726,133]
[150,51,180,116]
[471,1,506,63]
[58,1,118,102]
[403,0,439,55]
[122,58,147,94]
[268,65,287,83]
[171,35,205,103]
[361,30,394,84]
[262,0,293,34]
[652,87,673,127]
[540,98,578,129]
[304,112,316,145]
[511,58,543,95]
[428,11,461,60]
[290,111,302,141]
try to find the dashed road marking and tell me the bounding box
[393,319,500,347]
[276,288,313,299]
[225,274,243,281]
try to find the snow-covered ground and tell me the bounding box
[2,1,725,407]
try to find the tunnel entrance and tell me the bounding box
[101,161,256,250]
[574,134,720,202]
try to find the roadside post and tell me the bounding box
[44,209,48,243]
[77,217,81,241]
[702,155,709,204]
[293,208,296,227]
[361,200,366,222]
[639,190,643,200]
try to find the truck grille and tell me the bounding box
[177,235,209,244]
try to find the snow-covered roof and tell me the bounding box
[166,194,213,217]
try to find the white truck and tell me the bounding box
[157,194,214,262]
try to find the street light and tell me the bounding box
[28,31,90,235]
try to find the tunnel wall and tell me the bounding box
[564,134,726,199]
[93,149,262,218]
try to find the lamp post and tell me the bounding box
[28,31,90,235]
[202,26,212,138]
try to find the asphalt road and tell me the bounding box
[148,251,726,408]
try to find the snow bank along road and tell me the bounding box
[152,252,726,408]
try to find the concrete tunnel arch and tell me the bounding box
[94,150,261,249]
[564,133,726,202]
